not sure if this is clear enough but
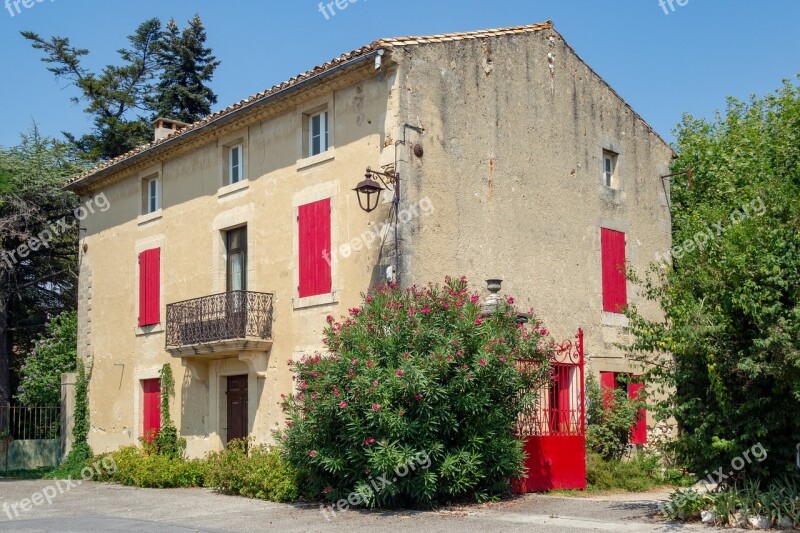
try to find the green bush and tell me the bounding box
[586,452,686,492]
[585,374,641,462]
[205,439,299,502]
[16,311,77,406]
[280,278,552,507]
[93,446,209,488]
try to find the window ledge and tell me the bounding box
[138,210,163,226]
[601,312,629,327]
[218,179,250,200]
[136,323,164,337]
[296,148,335,171]
[293,292,337,310]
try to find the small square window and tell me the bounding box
[142,176,160,214]
[603,151,618,189]
[309,111,329,157]
[229,144,243,184]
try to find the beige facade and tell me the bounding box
[68,22,672,457]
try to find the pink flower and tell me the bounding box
[475,318,483,326]
[297,393,305,401]
[443,303,450,309]
[364,438,376,446]
[349,307,361,316]
[507,297,515,304]
[479,358,487,366]
[373,380,379,387]
[324,487,332,493]
[300,381,308,389]
[366,296,374,303]
[415,394,422,401]
[395,370,404,377]
[366,360,374,368]
[456,350,463,356]
[334,387,341,398]
[339,401,348,408]
[326,315,335,323]
[351,359,359,365]
[309,450,317,457]
[456,301,464,309]
[419,306,431,314]
[470,294,480,304]
[500,356,508,362]
[311,393,318,399]
[371,404,381,411]
[282,434,289,441]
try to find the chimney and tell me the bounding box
[153,117,189,141]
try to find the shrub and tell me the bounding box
[585,374,641,461]
[205,439,299,502]
[16,311,77,407]
[93,446,209,488]
[280,278,552,507]
[152,364,186,459]
[586,452,688,492]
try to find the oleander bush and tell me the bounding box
[280,277,553,508]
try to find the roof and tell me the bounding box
[65,21,554,191]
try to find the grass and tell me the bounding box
[0,467,55,479]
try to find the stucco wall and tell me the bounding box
[392,30,673,386]
[78,66,400,456]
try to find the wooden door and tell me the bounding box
[226,375,248,443]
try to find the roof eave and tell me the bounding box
[66,48,383,194]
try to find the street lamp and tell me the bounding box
[353,167,399,213]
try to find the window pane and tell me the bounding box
[322,112,328,152]
[229,253,244,291]
[311,115,321,155]
[148,179,158,212]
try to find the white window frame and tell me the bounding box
[308,111,329,157]
[603,151,618,189]
[229,144,243,185]
[146,177,160,214]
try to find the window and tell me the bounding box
[602,151,618,188]
[229,144,243,184]
[138,248,160,327]
[226,227,247,292]
[599,372,647,445]
[309,111,329,157]
[142,176,160,214]
[142,378,161,439]
[601,228,627,313]
[298,198,332,298]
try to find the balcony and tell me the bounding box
[166,291,274,357]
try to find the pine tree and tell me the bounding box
[148,15,220,124]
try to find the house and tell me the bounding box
[65,22,673,457]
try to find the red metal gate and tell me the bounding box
[514,329,586,492]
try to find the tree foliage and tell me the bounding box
[626,77,800,479]
[0,129,83,416]
[280,278,552,507]
[16,310,76,406]
[585,373,641,462]
[23,14,219,161]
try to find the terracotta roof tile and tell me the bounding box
[66,22,553,189]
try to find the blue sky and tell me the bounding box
[1,0,798,148]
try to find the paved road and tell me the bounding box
[0,479,715,532]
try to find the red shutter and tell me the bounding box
[601,228,627,313]
[138,248,160,326]
[599,371,616,409]
[629,379,647,445]
[298,199,332,298]
[142,378,161,438]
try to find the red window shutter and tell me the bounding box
[298,199,332,298]
[601,228,627,313]
[142,378,161,437]
[629,379,647,445]
[138,248,160,326]
[599,371,617,409]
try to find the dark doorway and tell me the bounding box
[226,375,248,443]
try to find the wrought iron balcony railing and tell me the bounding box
[165,291,274,350]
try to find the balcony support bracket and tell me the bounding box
[239,351,270,378]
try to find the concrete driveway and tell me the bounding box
[0,479,714,532]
